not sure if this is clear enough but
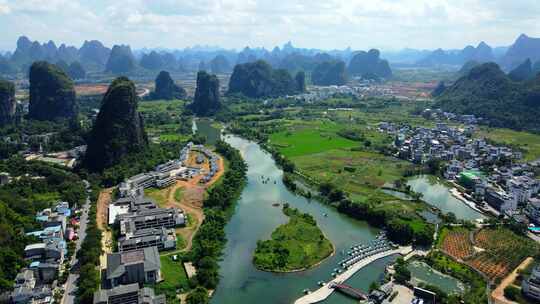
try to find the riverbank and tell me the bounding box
[253,206,335,273]
[449,188,485,215]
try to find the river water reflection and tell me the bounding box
[407,175,485,221]
[209,134,394,304]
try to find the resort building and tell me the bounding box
[118,227,177,252]
[93,283,166,304]
[118,207,185,235]
[105,247,161,288]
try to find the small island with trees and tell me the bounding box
[253,204,334,272]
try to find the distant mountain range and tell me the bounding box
[0,37,359,76]
[1,34,540,77]
[416,41,495,66]
[414,34,540,71]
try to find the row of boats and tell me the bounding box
[303,233,396,294]
[338,233,397,270]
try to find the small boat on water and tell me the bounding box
[272,203,280,207]
[323,213,328,217]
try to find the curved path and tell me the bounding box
[294,246,412,304]
[163,154,225,253]
[164,181,205,253]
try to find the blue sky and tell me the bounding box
[0,0,539,51]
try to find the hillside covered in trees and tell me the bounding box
[311,60,347,86]
[84,77,148,171]
[437,62,540,131]
[28,61,77,121]
[190,71,221,116]
[348,49,392,79]
[228,60,303,98]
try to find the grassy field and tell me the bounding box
[174,187,184,202]
[477,127,540,162]
[253,206,333,272]
[154,255,190,303]
[144,187,170,208]
[264,116,428,226]
[269,121,358,157]
[159,133,191,142]
[139,99,193,144]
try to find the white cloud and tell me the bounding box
[0,0,539,51]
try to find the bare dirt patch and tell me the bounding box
[97,188,114,269]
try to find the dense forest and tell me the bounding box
[0,158,87,291]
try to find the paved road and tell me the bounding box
[62,195,91,304]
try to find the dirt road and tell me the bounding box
[491,257,533,304]
[163,153,225,252]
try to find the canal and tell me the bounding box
[208,134,394,304]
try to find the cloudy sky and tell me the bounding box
[0,0,538,52]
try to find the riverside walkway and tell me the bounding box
[294,246,413,304]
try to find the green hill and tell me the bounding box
[436,62,540,131]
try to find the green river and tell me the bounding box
[193,121,476,303]
[210,134,393,304]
